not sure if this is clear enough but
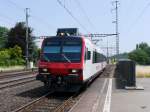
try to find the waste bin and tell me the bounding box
[118,59,136,87]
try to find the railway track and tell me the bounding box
[0,68,38,90]
[0,69,37,79]
[10,66,109,112]
[0,68,37,73]
[12,91,79,112]
[0,65,111,112]
[0,75,36,90]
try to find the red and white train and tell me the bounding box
[36,28,107,92]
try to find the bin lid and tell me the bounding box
[118,59,132,62]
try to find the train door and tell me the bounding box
[83,47,92,80]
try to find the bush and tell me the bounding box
[16,58,25,65]
[0,46,25,67]
[0,49,10,59]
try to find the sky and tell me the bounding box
[0,0,150,55]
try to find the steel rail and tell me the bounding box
[0,75,35,84]
[12,90,81,112]
[0,77,36,90]
[12,91,53,112]
[0,70,37,79]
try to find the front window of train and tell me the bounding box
[41,40,82,62]
[62,41,82,62]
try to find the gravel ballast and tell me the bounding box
[0,81,48,112]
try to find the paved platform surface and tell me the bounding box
[70,77,150,112]
[112,78,150,112]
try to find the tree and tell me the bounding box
[6,22,35,60]
[129,49,149,65]
[138,42,149,50]
[128,42,150,65]
[137,42,150,58]
[0,26,9,49]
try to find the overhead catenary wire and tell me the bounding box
[133,1,150,25]
[5,0,89,33]
[56,0,90,33]
[2,0,114,56]
[31,15,55,30]
[0,12,16,24]
[5,0,24,11]
[0,17,14,26]
[127,1,150,33]
[73,0,115,55]
[0,0,19,24]
[56,1,106,54]
[56,0,109,55]
[1,0,25,25]
[4,0,55,30]
[73,0,96,29]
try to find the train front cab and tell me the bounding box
[36,36,85,92]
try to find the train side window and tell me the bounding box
[85,48,91,60]
[87,51,91,60]
[84,48,87,60]
[92,51,96,63]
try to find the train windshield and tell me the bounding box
[42,39,82,62]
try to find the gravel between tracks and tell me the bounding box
[0,81,47,112]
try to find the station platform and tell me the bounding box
[112,78,150,112]
[69,77,150,112]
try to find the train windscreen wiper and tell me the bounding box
[43,55,50,62]
[61,53,71,63]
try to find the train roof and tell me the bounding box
[43,36,83,42]
[43,36,95,45]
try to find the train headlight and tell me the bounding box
[72,69,78,73]
[43,68,48,72]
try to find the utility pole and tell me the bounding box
[25,8,29,69]
[115,1,119,56]
[112,1,119,58]
[107,36,109,60]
